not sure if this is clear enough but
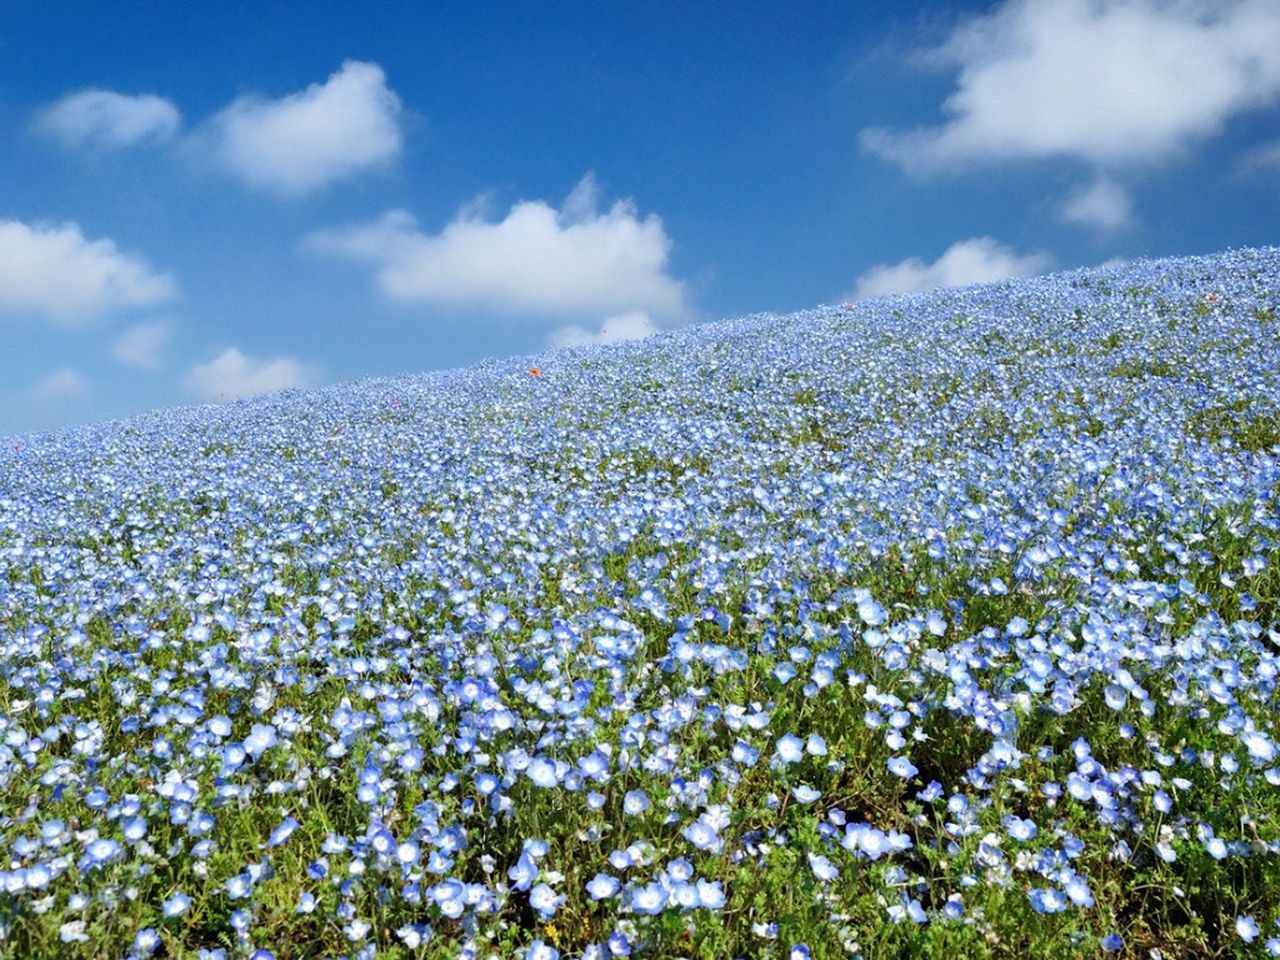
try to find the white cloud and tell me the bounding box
[1059,176,1133,230]
[863,0,1280,171]
[1240,138,1280,170]
[0,220,177,325]
[210,60,403,195]
[308,173,688,319]
[37,90,181,149]
[848,236,1051,299]
[185,347,320,400]
[110,319,173,369]
[29,367,88,403]
[548,310,659,348]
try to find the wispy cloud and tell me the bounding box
[848,237,1051,299]
[548,310,660,348]
[36,89,181,149]
[185,347,320,400]
[110,319,174,370]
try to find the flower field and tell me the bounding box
[2,247,1280,958]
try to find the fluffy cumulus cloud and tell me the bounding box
[185,347,320,400]
[0,220,176,325]
[849,237,1051,300]
[1059,176,1133,230]
[37,90,181,149]
[210,60,403,195]
[308,174,688,319]
[29,367,88,403]
[110,319,173,370]
[863,0,1280,171]
[548,310,660,348]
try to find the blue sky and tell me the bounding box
[2,0,1279,436]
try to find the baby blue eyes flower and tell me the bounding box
[133,929,161,957]
[527,758,559,788]
[163,893,192,917]
[696,879,726,909]
[526,941,559,960]
[586,873,620,900]
[529,883,564,919]
[123,817,148,842]
[632,883,667,915]
[622,790,650,815]
[807,853,839,881]
[790,945,812,960]
[791,785,821,804]
[226,874,252,899]
[1063,874,1093,908]
[775,734,805,764]
[1028,888,1067,914]
[1100,932,1123,951]
[267,817,300,848]
[396,841,420,865]
[1005,816,1037,841]
[1243,732,1275,763]
[508,852,538,892]
[887,756,918,778]
[683,817,720,851]
[1237,915,1260,942]
[857,598,887,626]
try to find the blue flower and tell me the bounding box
[887,755,918,778]
[586,873,619,900]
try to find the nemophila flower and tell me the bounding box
[790,945,812,960]
[133,928,161,957]
[526,941,558,960]
[807,852,839,881]
[1062,872,1093,908]
[267,817,299,848]
[508,851,538,891]
[1237,915,1260,942]
[857,598,887,626]
[631,883,667,915]
[696,879,726,909]
[792,785,821,804]
[163,893,192,917]
[1028,887,1067,914]
[243,723,277,760]
[623,790,650,815]
[1005,816,1037,842]
[527,758,559,788]
[1100,933,1123,951]
[887,755,917,778]
[586,873,620,900]
[775,734,805,765]
[529,883,564,919]
[683,816,721,852]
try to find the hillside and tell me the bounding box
[1,247,1279,958]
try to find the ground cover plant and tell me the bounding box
[1,248,1279,959]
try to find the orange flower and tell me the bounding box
[1206,294,1216,303]
[528,367,542,377]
